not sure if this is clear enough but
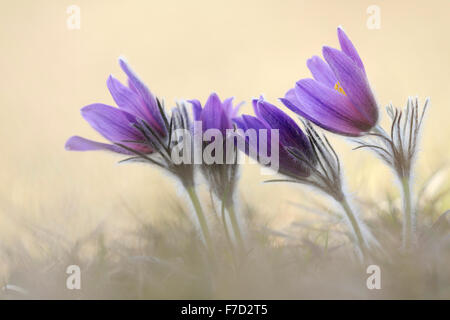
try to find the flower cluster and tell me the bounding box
[66,27,429,257]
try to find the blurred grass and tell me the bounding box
[1,165,449,299]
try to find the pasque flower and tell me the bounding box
[65,58,166,155]
[189,93,242,200]
[234,97,372,256]
[281,27,378,136]
[190,93,244,249]
[65,58,215,257]
[354,97,429,250]
[233,97,315,180]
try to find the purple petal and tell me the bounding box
[282,89,300,113]
[281,80,366,136]
[306,55,337,88]
[322,46,378,125]
[232,116,247,131]
[232,101,244,118]
[242,114,268,130]
[241,113,311,178]
[81,103,141,143]
[222,97,234,117]
[107,75,153,122]
[298,78,370,124]
[65,136,131,154]
[118,58,165,135]
[188,99,203,121]
[337,27,365,73]
[253,98,311,153]
[200,93,232,132]
[252,98,261,118]
[118,58,155,108]
[222,97,243,119]
[234,114,270,157]
[235,113,311,178]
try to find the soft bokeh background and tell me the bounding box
[0,0,449,282]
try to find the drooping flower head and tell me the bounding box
[65,58,197,185]
[189,93,242,202]
[235,98,372,253]
[233,97,316,180]
[281,27,378,136]
[65,57,166,154]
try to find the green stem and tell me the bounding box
[226,204,244,252]
[185,185,213,253]
[401,175,414,250]
[221,200,239,270]
[339,197,366,257]
[221,199,234,252]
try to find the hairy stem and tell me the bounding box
[339,196,366,257]
[185,185,213,253]
[226,204,245,252]
[221,199,235,253]
[401,175,414,250]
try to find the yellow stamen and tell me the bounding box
[334,82,346,95]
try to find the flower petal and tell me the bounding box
[65,136,131,154]
[337,27,365,73]
[222,97,234,117]
[118,58,165,134]
[232,116,247,131]
[200,93,232,133]
[306,55,337,88]
[107,75,152,121]
[281,79,367,136]
[234,114,270,157]
[81,103,141,143]
[222,97,243,120]
[118,58,155,109]
[282,88,300,112]
[322,46,378,125]
[188,99,203,121]
[234,113,311,178]
[299,78,371,124]
[254,98,312,153]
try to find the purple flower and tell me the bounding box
[189,93,242,134]
[233,97,316,179]
[189,93,242,202]
[65,58,166,154]
[281,27,378,136]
